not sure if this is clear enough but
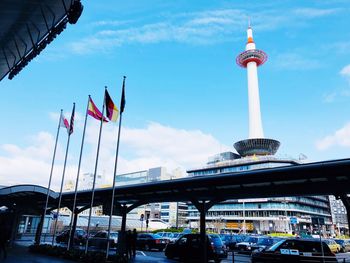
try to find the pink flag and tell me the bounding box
[60,114,70,133]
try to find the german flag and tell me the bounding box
[105,89,119,122]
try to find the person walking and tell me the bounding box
[131,229,137,258]
[0,219,8,259]
[126,230,133,259]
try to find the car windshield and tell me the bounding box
[209,235,223,246]
[335,239,344,245]
[267,239,285,251]
[236,235,245,242]
[152,234,162,239]
[244,237,258,243]
[110,233,118,238]
[257,238,274,246]
[219,235,228,241]
[76,230,85,235]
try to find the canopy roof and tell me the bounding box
[1,158,350,215]
[0,0,79,81]
[0,185,58,214]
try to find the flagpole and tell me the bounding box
[84,91,106,254]
[36,110,63,245]
[52,103,75,246]
[67,97,89,250]
[106,76,126,259]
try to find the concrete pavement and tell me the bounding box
[1,243,74,263]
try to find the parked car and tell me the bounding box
[235,236,261,253]
[251,238,337,262]
[165,233,227,263]
[323,239,341,253]
[334,239,350,253]
[251,237,284,252]
[169,233,184,243]
[146,218,171,230]
[88,230,118,249]
[220,234,246,250]
[156,232,174,240]
[136,233,169,251]
[56,228,87,245]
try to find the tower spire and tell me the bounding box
[247,25,254,45]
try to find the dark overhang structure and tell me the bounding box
[1,159,350,213]
[61,158,350,209]
[3,158,350,256]
[0,185,58,214]
[0,0,83,81]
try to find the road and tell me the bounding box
[140,250,350,263]
[15,236,350,262]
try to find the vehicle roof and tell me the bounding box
[96,230,118,233]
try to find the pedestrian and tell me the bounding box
[0,219,8,259]
[0,234,6,259]
[126,230,133,259]
[132,229,137,257]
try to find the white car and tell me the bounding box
[236,236,260,253]
[147,219,171,230]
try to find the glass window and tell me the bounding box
[178,237,187,245]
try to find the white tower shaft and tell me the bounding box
[245,27,264,138]
[247,61,264,138]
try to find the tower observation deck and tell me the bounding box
[234,25,280,157]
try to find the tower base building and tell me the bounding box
[187,152,332,234]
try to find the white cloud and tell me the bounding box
[69,6,341,54]
[340,64,350,84]
[0,131,73,190]
[322,64,350,103]
[69,15,243,54]
[322,92,337,103]
[293,8,340,18]
[92,20,133,27]
[84,121,230,174]
[273,53,322,70]
[316,123,350,150]
[0,122,230,189]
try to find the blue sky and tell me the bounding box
[1,0,350,189]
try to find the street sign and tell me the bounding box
[290,217,298,224]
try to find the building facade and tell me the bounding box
[115,166,188,227]
[329,195,349,234]
[187,152,332,234]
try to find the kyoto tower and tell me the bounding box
[234,24,280,157]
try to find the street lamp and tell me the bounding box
[243,201,246,234]
[281,198,289,233]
